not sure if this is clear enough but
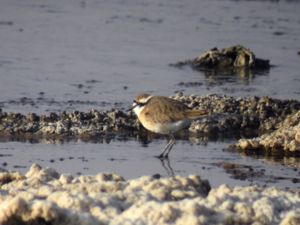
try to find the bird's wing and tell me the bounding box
[142,96,190,123]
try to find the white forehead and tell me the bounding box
[136,95,153,103]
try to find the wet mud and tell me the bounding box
[1,94,299,152]
[215,161,300,185]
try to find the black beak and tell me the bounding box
[126,106,134,112]
[127,102,138,112]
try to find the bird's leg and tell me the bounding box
[157,138,173,158]
[156,135,176,159]
[164,137,176,158]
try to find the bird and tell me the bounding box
[129,93,207,158]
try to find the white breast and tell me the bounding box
[133,104,145,118]
[145,119,191,135]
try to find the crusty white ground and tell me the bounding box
[236,111,300,152]
[0,164,299,225]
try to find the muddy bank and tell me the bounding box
[172,93,299,136]
[0,108,136,139]
[1,94,299,137]
[1,94,299,148]
[172,93,300,153]
[0,164,299,225]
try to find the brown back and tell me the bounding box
[140,96,206,123]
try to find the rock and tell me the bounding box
[26,113,39,122]
[171,45,270,71]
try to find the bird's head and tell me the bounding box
[128,93,153,117]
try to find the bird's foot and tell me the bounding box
[155,153,168,159]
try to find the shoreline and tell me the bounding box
[1,93,299,154]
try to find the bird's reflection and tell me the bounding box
[159,157,175,177]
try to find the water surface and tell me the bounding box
[0,0,299,188]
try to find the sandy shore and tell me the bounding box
[0,164,299,225]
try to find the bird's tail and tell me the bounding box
[184,109,207,119]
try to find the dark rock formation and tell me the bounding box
[171,45,270,71]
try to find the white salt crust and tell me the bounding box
[237,111,300,152]
[0,164,299,225]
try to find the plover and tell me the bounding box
[129,93,207,158]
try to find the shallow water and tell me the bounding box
[0,0,300,188]
[0,138,299,189]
